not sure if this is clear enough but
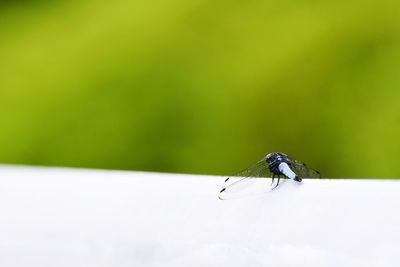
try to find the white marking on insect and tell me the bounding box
[278,162,296,180]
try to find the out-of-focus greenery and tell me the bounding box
[0,0,399,178]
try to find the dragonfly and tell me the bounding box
[218,152,320,200]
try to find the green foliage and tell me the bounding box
[0,0,399,177]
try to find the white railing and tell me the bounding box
[0,166,398,266]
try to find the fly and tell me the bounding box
[218,152,320,200]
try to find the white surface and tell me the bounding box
[0,166,399,267]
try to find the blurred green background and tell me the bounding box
[0,0,399,177]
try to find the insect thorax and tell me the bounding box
[265,152,291,175]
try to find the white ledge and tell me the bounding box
[0,165,399,266]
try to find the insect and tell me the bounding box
[218,152,320,200]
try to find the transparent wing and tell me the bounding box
[289,158,321,178]
[218,159,273,200]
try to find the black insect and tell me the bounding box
[219,152,320,199]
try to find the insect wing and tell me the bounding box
[290,158,320,178]
[218,159,272,200]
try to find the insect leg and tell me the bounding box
[271,173,275,185]
[272,176,281,190]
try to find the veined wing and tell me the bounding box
[289,158,321,178]
[218,159,272,200]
